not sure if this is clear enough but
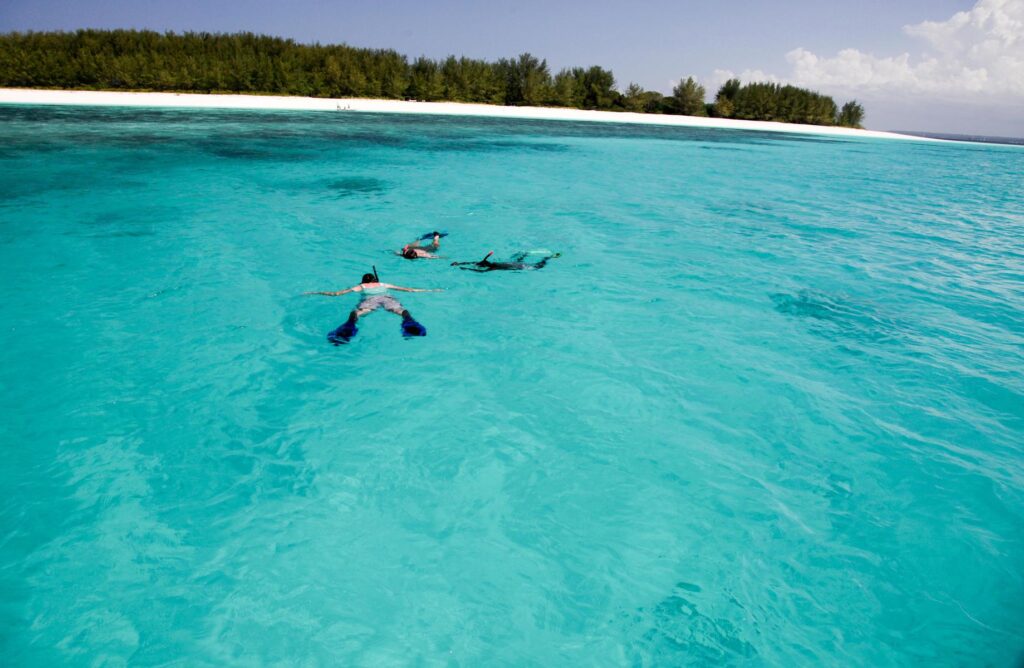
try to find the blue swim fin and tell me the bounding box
[418,230,448,240]
[328,319,358,344]
[401,313,427,338]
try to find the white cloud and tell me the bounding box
[742,0,1024,100]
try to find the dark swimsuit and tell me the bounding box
[453,253,555,272]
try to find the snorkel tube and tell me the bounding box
[373,265,380,282]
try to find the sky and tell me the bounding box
[1,0,1022,135]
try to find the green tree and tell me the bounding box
[499,53,551,106]
[623,83,646,112]
[713,78,740,117]
[837,100,865,128]
[407,56,443,100]
[668,76,706,116]
[716,78,741,101]
[639,90,664,113]
[440,56,469,101]
[376,50,410,99]
[732,82,778,121]
[548,69,579,107]
[578,65,616,109]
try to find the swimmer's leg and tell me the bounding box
[328,311,359,344]
[378,297,424,335]
[530,254,560,270]
[400,309,427,337]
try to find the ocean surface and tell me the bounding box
[1,105,1022,666]
[898,131,1024,147]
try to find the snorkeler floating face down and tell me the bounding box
[451,251,561,272]
[305,270,443,344]
[397,231,443,260]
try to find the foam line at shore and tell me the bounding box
[0,88,939,142]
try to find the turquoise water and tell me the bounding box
[1,105,1023,666]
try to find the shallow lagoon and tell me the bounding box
[1,105,1023,665]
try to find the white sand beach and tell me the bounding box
[0,88,935,142]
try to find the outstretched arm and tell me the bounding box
[304,285,359,297]
[383,283,443,292]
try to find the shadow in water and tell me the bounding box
[629,582,758,663]
[324,176,390,197]
[772,290,903,345]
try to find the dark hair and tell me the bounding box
[361,273,376,283]
[403,248,417,259]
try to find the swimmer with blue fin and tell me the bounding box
[451,250,560,272]
[397,231,446,260]
[306,266,441,344]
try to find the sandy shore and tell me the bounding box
[0,88,934,142]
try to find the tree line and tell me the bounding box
[0,30,865,127]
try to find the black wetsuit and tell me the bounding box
[452,252,559,272]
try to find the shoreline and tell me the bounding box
[0,88,938,142]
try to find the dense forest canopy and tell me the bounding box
[0,30,866,127]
